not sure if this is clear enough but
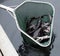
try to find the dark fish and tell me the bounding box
[26,14,51,42]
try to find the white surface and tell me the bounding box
[0,53,2,56]
[0,24,18,56]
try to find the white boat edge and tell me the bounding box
[0,24,19,56]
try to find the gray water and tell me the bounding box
[0,0,60,56]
